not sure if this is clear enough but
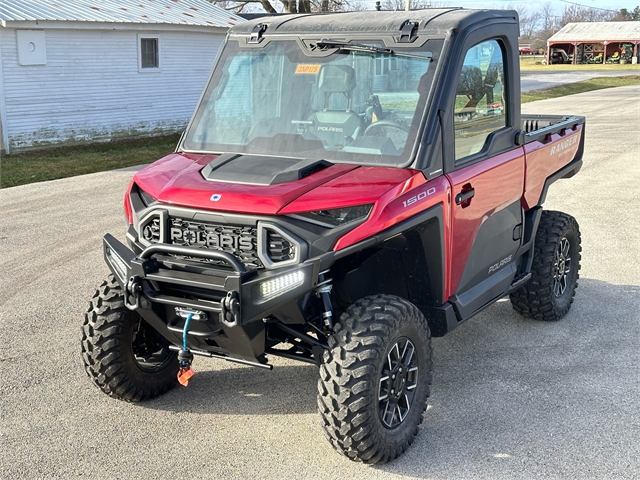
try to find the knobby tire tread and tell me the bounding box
[317,295,432,464]
[81,275,178,402]
[510,210,581,321]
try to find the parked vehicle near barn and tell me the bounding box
[519,44,536,55]
[82,9,585,464]
[549,48,571,64]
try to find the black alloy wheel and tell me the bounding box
[379,337,419,429]
[553,237,572,297]
[131,315,175,373]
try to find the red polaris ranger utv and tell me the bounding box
[82,9,585,464]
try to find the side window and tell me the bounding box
[138,35,160,72]
[454,39,506,162]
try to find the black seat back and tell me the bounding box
[307,65,362,146]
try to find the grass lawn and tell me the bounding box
[520,55,640,71]
[0,134,180,189]
[522,75,640,103]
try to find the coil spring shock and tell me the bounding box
[315,272,334,330]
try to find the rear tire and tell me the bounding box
[81,275,178,402]
[510,210,581,321]
[318,295,432,464]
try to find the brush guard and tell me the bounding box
[102,233,318,367]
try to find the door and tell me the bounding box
[446,39,525,319]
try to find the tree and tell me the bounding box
[533,2,558,46]
[614,6,640,21]
[209,0,355,14]
[491,3,541,40]
[560,5,615,26]
[540,3,556,32]
[381,0,447,11]
[521,12,541,39]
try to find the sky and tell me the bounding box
[443,1,633,14]
[357,0,637,14]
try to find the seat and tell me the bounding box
[307,65,363,147]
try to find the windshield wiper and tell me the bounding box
[315,39,392,54]
[313,39,432,60]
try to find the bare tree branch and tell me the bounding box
[382,0,446,11]
[560,4,615,26]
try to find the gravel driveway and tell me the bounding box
[1,86,638,479]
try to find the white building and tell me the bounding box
[0,0,243,153]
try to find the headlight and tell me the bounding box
[293,204,373,228]
[259,270,305,299]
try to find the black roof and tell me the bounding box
[229,9,518,37]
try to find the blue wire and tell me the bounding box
[183,313,194,352]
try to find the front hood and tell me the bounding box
[133,153,359,215]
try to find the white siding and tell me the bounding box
[0,27,222,150]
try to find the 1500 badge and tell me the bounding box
[403,186,436,208]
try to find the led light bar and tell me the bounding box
[259,270,304,299]
[106,246,128,280]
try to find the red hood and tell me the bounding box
[133,153,420,215]
[133,153,358,215]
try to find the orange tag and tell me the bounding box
[177,368,195,387]
[295,64,321,75]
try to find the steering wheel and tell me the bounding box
[364,119,410,136]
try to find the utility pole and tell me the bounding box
[405,0,410,11]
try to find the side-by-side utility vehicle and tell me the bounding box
[82,8,585,464]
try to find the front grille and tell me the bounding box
[167,218,263,270]
[138,210,302,270]
[266,230,295,263]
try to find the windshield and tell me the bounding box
[182,39,439,167]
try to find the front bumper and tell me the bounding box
[103,233,319,365]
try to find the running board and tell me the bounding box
[509,272,532,291]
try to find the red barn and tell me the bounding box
[547,21,640,65]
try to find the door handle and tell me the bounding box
[455,188,475,205]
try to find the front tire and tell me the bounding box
[81,275,178,402]
[318,295,433,464]
[510,210,581,321]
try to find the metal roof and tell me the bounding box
[548,21,640,42]
[0,0,244,28]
